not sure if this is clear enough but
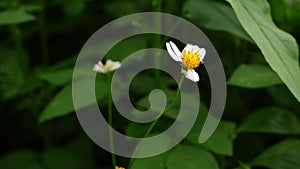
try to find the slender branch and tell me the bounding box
[128,75,185,169]
[106,73,117,168]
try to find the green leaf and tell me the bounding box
[166,144,220,169]
[38,76,107,122]
[21,4,43,12]
[238,107,300,134]
[187,120,236,156]
[0,9,35,25]
[267,86,300,108]
[251,139,300,169]
[227,0,300,102]
[228,64,283,88]
[0,150,42,169]
[186,104,236,156]
[39,69,73,86]
[201,121,236,156]
[183,0,252,42]
[126,122,149,137]
[38,84,74,122]
[131,152,167,169]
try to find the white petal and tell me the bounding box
[199,48,206,60]
[166,42,182,62]
[98,61,103,66]
[110,61,121,70]
[191,45,200,52]
[169,41,183,58]
[106,59,113,66]
[184,44,193,52]
[186,69,200,82]
[93,64,100,72]
[99,67,106,73]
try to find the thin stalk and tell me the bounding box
[7,0,28,70]
[128,75,185,169]
[143,75,184,137]
[106,73,117,168]
[10,24,28,70]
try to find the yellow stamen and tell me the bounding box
[181,49,201,69]
[116,166,125,169]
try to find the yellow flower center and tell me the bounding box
[115,166,125,169]
[181,49,201,69]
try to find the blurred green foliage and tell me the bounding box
[0,0,300,169]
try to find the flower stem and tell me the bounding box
[143,75,184,137]
[106,73,117,168]
[128,75,185,169]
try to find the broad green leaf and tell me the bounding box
[267,86,300,108]
[200,121,236,156]
[227,0,300,102]
[228,64,283,88]
[126,122,149,137]
[238,107,300,134]
[131,152,167,169]
[39,69,73,86]
[166,144,219,169]
[183,0,252,42]
[38,84,74,122]
[187,103,235,156]
[187,121,236,156]
[0,9,35,25]
[0,150,42,169]
[251,139,300,169]
[38,76,107,122]
[21,4,43,12]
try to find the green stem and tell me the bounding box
[128,75,185,169]
[106,74,117,168]
[10,24,28,70]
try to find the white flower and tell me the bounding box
[93,59,121,74]
[166,41,206,82]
